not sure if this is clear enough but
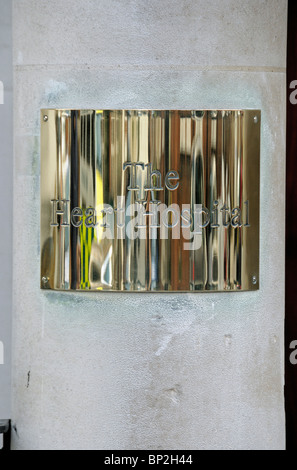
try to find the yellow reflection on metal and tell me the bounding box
[40,110,260,292]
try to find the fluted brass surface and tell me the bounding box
[40,110,260,292]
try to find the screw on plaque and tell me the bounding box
[42,276,49,288]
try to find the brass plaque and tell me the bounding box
[40,110,260,292]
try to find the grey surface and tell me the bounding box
[13,0,286,69]
[12,0,286,450]
[0,0,12,421]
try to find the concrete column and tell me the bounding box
[12,0,287,450]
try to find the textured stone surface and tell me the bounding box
[13,0,287,69]
[12,0,287,450]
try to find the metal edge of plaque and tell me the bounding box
[40,109,260,292]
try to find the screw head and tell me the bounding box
[195,111,204,118]
[43,115,48,122]
[252,275,257,285]
[42,276,49,287]
[253,116,258,124]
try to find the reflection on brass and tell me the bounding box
[40,110,260,292]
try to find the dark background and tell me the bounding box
[286,0,297,450]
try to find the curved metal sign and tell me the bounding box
[41,110,260,292]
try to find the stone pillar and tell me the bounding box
[12,0,287,449]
